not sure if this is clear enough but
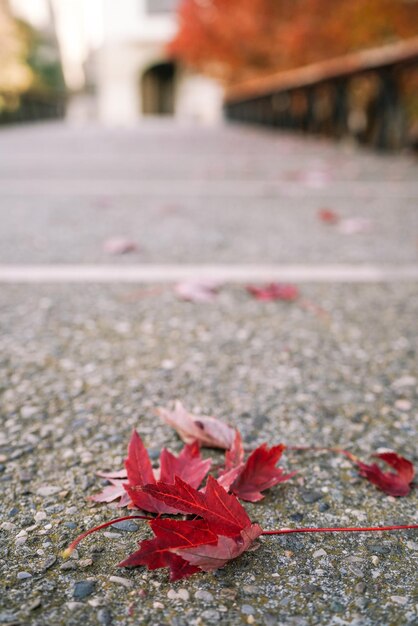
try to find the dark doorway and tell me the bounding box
[142,62,176,115]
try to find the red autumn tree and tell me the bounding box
[168,0,418,83]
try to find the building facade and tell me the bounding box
[97,0,223,124]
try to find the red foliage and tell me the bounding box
[218,433,296,502]
[91,431,211,512]
[318,209,340,224]
[119,518,218,581]
[356,452,415,497]
[122,477,263,579]
[246,283,300,302]
[229,444,296,502]
[66,413,418,581]
[144,475,252,537]
[169,0,418,83]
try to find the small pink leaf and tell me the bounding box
[337,218,373,235]
[174,281,220,302]
[89,479,130,506]
[157,401,235,449]
[103,237,138,255]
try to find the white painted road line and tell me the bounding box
[0,265,418,283]
[0,180,418,198]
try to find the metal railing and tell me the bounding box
[0,91,66,126]
[224,38,418,150]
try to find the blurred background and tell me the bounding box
[1,0,418,146]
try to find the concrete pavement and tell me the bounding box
[0,120,417,626]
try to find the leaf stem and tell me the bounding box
[262,524,418,536]
[62,515,153,557]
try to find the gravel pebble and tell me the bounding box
[108,576,132,589]
[97,608,112,626]
[36,486,61,497]
[195,590,214,602]
[201,609,221,622]
[73,580,96,600]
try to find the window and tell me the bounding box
[144,0,178,14]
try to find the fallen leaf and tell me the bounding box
[158,441,212,487]
[103,237,138,255]
[217,430,245,491]
[246,283,299,302]
[119,518,217,581]
[143,475,252,537]
[225,430,245,470]
[356,452,415,497]
[219,439,296,502]
[91,431,211,512]
[157,401,235,449]
[175,524,263,572]
[318,209,339,224]
[337,218,373,235]
[125,476,263,579]
[90,479,131,507]
[174,281,220,302]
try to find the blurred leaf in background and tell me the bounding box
[0,0,33,110]
[0,0,65,121]
[169,0,418,83]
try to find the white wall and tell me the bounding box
[102,0,176,43]
[9,0,51,29]
[97,0,223,125]
[177,72,224,124]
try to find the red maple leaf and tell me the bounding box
[91,431,211,513]
[174,524,263,572]
[225,430,245,470]
[318,209,339,224]
[246,283,299,302]
[218,433,296,502]
[143,475,252,537]
[121,477,263,580]
[119,518,218,581]
[356,452,415,497]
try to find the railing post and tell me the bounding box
[374,69,406,150]
[333,79,348,138]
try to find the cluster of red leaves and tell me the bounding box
[120,477,263,581]
[171,282,301,303]
[246,283,300,302]
[169,0,418,84]
[92,420,295,511]
[91,432,212,512]
[79,404,415,581]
